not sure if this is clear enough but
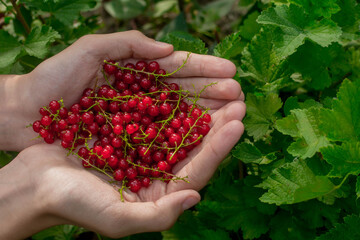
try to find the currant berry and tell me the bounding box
[49,100,60,113]
[169,133,182,147]
[128,179,142,193]
[32,120,41,133]
[148,61,160,73]
[104,61,117,75]
[114,169,125,181]
[126,167,138,180]
[113,125,123,135]
[41,115,52,126]
[159,102,172,115]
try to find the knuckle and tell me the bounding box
[128,30,144,38]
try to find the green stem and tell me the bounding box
[10,0,30,35]
[104,52,191,79]
[0,0,16,15]
[96,233,102,240]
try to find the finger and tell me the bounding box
[98,190,200,237]
[165,77,241,100]
[74,30,174,62]
[210,101,246,126]
[172,101,246,172]
[239,91,245,101]
[167,120,244,192]
[186,98,234,110]
[154,52,236,78]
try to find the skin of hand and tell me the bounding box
[0,30,244,151]
[0,30,246,238]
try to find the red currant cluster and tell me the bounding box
[32,59,211,194]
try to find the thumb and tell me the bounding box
[75,30,174,61]
[126,190,200,234]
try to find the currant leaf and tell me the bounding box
[214,32,243,60]
[24,26,60,59]
[243,93,282,141]
[239,29,292,92]
[288,0,340,18]
[321,142,360,178]
[162,31,208,54]
[258,159,336,205]
[276,107,330,159]
[316,214,360,240]
[319,79,360,142]
[20,0,97,25]
[257,4,342,59]
[0,30,23,69]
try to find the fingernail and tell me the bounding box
[182,197,199,211]
[155,41,172,47]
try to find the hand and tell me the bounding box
[0,100,244,238]
[8,30,244,151]
[0,30,246,238]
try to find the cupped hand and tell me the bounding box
[1,30,246,238]
[14,30,244,150]
[8,97,244,238]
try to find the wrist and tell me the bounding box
[0,151,62,239]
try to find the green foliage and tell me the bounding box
[1,0,360,239]
[162,31,208,54]
[104,0,147,20]
[275,107,330,159]
[257,159,336,205]
[316,214,360,240]
[31,225,88,240]
[257,4,342,59]
[243,93,282,140]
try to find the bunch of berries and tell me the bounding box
[32,59,211,193]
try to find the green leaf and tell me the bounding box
[332,0,360,35]
[243,93,282,141]
[0,30,23,68]
[0,151,17,168]
[198,178,276,239]
[316,214,360,240]
[162,31,208,54]
[289,41,340,90]
[32,224,88,240]
[276,108,330,159]
[156,13,188,41]
[258,159,336,205]
[269,210,317,240]
[198,201,270,239]
[239,11,261,41]
[21,0,97,25]
[283,96,300,116]
[201,0,236,19]
[239,29,292,92]
[232,142,262,164]
[104,0,147,20]
[293,199,341,229]
[257,4,342,59]
[319,79,360,142]
[288,0,340,18]
[356,176,360,199]
[213,32,243,60]
[321,142,360,177]
[162,211,215,240]
[153,0,177,18]
[24,26,60,59]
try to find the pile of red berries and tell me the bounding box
[32,59,211,193]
